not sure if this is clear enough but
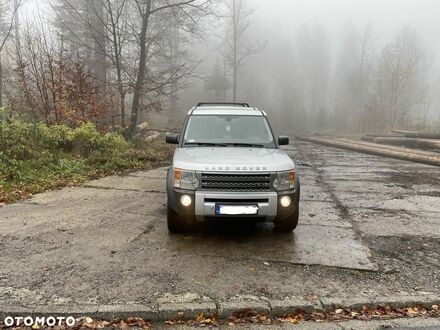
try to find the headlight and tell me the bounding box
[273,170,296,191]
[173,168,199,190]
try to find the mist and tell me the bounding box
[3,0,440,134]
[180,0,440,134]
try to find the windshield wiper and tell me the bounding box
[184,142,228,147]
[225,143,265,148]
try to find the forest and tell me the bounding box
[1,0,440,202]
[0,0,438,135]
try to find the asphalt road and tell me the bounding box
[1,140,440,310]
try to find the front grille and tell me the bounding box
[201,173,271,192]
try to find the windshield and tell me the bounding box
[183,115,276,148]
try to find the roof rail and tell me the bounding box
[196,102,250,108]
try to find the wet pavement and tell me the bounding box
[0,141,439,308]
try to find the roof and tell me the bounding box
[189,106,264,116]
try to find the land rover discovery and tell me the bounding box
[165,102,300,233]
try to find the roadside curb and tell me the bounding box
[158,301,217,321]
[1,294,439,322]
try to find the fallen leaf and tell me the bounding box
[84,317,93,324]
[284,315,299,324]
[335,308,344,314]
[305,294,319,302]
[406,307,417,316]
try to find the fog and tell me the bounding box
[3,0,440,134]
[182,0,440,133]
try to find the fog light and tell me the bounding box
[280,196,291,208]
[180,195,192,207]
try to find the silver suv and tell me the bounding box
[165,103,300,233]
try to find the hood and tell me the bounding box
[173,147,295,172]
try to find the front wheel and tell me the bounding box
[167,206,193,233]
[167,206,187,233]
[274,206,299,233]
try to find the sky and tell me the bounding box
[20,0,440,57]
[250,0,440,58]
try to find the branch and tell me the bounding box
[150,0,197,15]
[0,0,22,53]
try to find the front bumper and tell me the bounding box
[170,189,297,222]
[195,191,278,221]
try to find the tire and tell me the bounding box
[274,206,299,233]
[167,206,196,233]
[167,206,187,233]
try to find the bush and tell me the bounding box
[0,118,136,186]
[0,116,175,203]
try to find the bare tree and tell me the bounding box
[296,23,330,131]
[165,20,180,113]
[0,0,21,107]
[333,23,376,132]
[13,0,19,55]
[104,0,129,127]
[205,60,231,100]
[53,0,107,86]
[373,24,431,129]
[88,0,107,87]
[53,0,213,133]
[127,0,212,137]
[53,0,133,127]
[355,25,375,130]
[11,20,111,127]
[225,0,264,102]
[0,0,5,107]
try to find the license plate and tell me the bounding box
[215,204,259,215]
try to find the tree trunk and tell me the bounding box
[128,1,151,137]
[106,0,125,127]
[14,0,20,58]
[92,0,107,90]
[0,52,2,107]
[232,0,237,102]
[169,25,179,113]
[223,52,227,101]
[119,89,126,128]
[391,129,440,139]
[369,136,440,150]
[297,136,440,167]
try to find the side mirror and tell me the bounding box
[278,136,289,146]
[166,134,179,144]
